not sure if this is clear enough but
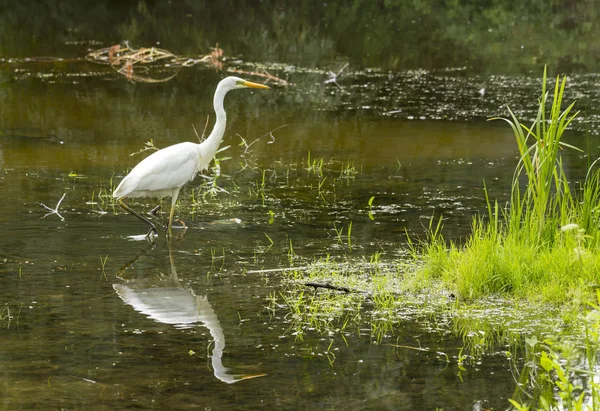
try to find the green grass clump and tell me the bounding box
[413,68,600,306]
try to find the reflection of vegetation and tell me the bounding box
[508,301,600,410]
[86,42,290,84]
[86,43,185,83]
[3,1,600,72]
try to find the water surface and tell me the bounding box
[2,2,600,409]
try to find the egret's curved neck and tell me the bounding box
[202,83,229,156]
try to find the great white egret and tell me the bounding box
[112,76,270,238]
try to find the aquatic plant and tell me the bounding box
[99,255,109,281]
[338,159,359,181]
[0,304,20,329]
[367,196,375,221]
[306,151,325,177]
[414,68,600,306]
[197,145,233,200]
[267,255,451,341]
[508,295,600,410]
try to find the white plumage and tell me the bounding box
[113,142,201,198]
[113,76,270,237]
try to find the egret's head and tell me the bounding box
[221,76,270,91]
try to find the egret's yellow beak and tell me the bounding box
[243,81,270,89]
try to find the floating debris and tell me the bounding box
[86,42,289,85]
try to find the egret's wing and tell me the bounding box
[113,142,199,197]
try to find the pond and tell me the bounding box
[2,2,600,410]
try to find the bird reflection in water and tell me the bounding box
[113,246,265,384]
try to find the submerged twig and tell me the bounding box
[304,282,371,295]
[305,282,353,293]
[147,205,161,216]
[390,344,430,352]
[39,193,67,221]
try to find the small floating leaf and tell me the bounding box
[368,196,375,221]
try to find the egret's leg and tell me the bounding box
[118,198,158,237]
[168,188,182,237]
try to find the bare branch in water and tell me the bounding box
[39,193,67,221]
[304,282,370,294]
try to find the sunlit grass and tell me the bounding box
[414,218,600,305]
[413,68,600,307]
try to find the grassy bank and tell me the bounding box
[412,67,600,307]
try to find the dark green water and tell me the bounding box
[2,2,600,410]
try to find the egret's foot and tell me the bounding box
[145,225,159,243]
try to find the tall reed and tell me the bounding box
[497,66,579,247]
